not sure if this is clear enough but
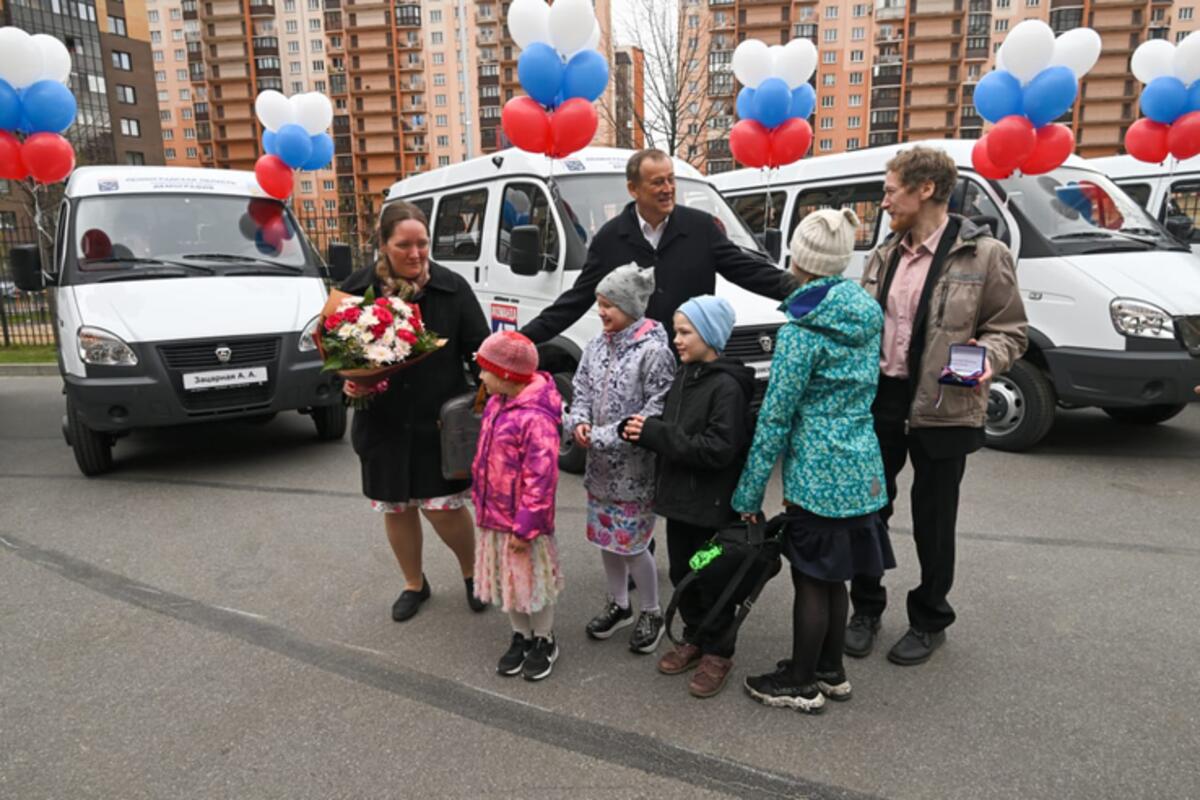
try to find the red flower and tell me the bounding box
[343,306,362,323]
[374,307,394,325]
[409,304,423,331]
[323,313,342,331]
[374,297,390,308]
[397,329,417,344]
[370,322,388,339]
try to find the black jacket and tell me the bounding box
[633,357,757,529]
[521,202,794,344]
[341,262,490,503]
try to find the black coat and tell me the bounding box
[521,202,794,344]
[341,262,490,503]
[633,357,757,529]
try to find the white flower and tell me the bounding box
[336,323,357,341]
[364,343,394,364]
[392,340,413,360]
[380,327,396,345]
[337,298,358,313]
[359,309,378,328]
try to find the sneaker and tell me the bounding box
[585,600,634,640]
[658,643,703,675]
[844,614,880,658]
[688,654,734,698]
[497,632,531,676]
[774,659,852,701]
[522,634,559,681]
[629,610,665,654]
[744,671,825,714]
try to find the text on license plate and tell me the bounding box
[183,366,268,391]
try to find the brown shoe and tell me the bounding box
[657,643,702,675]
[688,655,734,698]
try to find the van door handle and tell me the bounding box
[474,266,480,283]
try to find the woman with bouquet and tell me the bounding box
[341,201,491,622]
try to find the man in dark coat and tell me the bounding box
[520,149,795,345]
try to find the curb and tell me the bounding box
[0,363,59,377]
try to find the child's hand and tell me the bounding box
[740,511,763,523]
[573,423,592,448]
[343,380,371,399]
[622,415,645,442]
[507,536,531,554]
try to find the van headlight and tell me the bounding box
[298,315,320,352]
[1110,298,1175,339]
[78,326,138,366]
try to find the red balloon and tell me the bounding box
[501,96,552,155]
[261,216,287,249]
[768,118,813,167]
[1021,124,1075,175]
[1167,111,1200,160]
[548,98,597,159]
[80,229,113,260]
[247,197,284,227]
[729,119,771,169]
[987,115,1037,171]
[971,136,1011,180]
[1125,118,1170,163]
[255,154,293,199]
[0,131,27,181]
[21,132,74,184]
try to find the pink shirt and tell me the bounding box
[880,217,950,379]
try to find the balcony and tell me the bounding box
[395,4,421,26]
[182,0,198,19]
[869,131,899,146]
[256,77,284,91]
[876,52,902,65]
[911,0,963,16]
[252,37,279,56]
[872,87,901,108]
[712,16,735,31]
[874,65,903,85]
[248,1,276,18]
[709,0,735,5]
[325,12,343,30]
[875,29,902,43]
[875,2,906,21]
[794,24,817,38]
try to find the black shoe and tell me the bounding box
[844,614,880,658]
[887,627,946,666]
[585,599,634,640]
[771,660,852,702]
[522,634,558,681]
[391,576,430,622]
[628,610,665,654]
[497,632,531,676]
[744,671,825,714]
[465,577,487,613]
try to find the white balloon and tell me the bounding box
[999,19,1056,85]
[291,92,333,134]
[31,34,71,84]
[1131,38,1176,85]
[768,44,785,75]
[548,0,592,56]
[507,0,550,50]
[567,18,601,59]
[733,39,772,90]
[255,90,293,131]
[1049,27,1101,79]
[773,38,817,88]
[0,27,42,89]
[1174,30,1200,85]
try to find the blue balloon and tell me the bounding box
[21,80,76,134]
[736,87,756,120]
[517,42,564,108]
[562,49,608,103]
[0,80,20,131]
[1022,66,1078,128]
[1141,76,1189,124]
[275,123,312,169]
[752,77,791,130]
[254,229,280,255]
[17,113,32,135]
[789,84,816,119]
[1188,81,1200,113]
[974,70,1024,123]
[301,132,334,170]
[549,90,564,110]
[261,129,277,155]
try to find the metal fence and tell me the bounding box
[0,209,54,348]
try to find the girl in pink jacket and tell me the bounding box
[471,331,565,682]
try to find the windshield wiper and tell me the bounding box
[97,268,193,282]
[1118,226,1163,236]
[1050,231,1120,240]
[180,253,301,272]
[83,257,215,274]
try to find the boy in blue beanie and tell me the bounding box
[619,295,756,699]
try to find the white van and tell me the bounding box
[383,146,785,471]
[1089,154,1200,253]
[10,166,350,476]
[712,140,1200,451]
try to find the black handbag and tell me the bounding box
[438,385,487,480]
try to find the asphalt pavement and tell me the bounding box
[2,375,1198,800]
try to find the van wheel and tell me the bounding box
[1101,404,1187,425]
[553,372,586,475]
[67,400,114,476]
[313,402,348,440]
[985,359,1056,452]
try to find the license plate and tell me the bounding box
[182,366,268,391]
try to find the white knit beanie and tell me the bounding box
[789,208,860,277]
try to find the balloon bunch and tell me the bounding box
[728,38,818,169]
[238,198,294,256]
[253,90,335,199]
[0,27,78,185]
[1124,33,1200,163]
[971,22,1099,179]
[500,0,606,158]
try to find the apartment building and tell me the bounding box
[614,45,645,148]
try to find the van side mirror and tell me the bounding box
[326,242,353,282]
[1165,215,1196,243]
[754,228,782,262]
[10,245,45,292]
[509,224,541,276]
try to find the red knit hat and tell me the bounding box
[475,331,538,383]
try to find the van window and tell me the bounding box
[432,188,487,261]
[1121,182,1153,212]
[728,192,786,234]
[1168,181,1200,241]
[790,183,883,250]
[954,179,1010,245]
[497,182,560,269]
[410,196,434,223]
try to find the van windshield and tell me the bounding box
[71,194,316,277]
[553,175,762,252]
[1000,168,1184,252]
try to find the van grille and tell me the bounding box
[158,337,280,369]
[725,325,779,362]
[155,336,281,415]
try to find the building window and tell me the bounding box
[180,88,190,100]
[433,53,445,65]
[436,114,448,126]
[852,27,865,41]
[112,51,132,71]
[126,151,145,165]
[847,137,860,150]
[148,9,160,22]
[822,73,836,86]
[481,85,499,97]
[825,5,838,18]
[996,0,1010,6]
[117,85,136,104]
[823,28,837,42]
[850,50,864,63]
[311,40,323,52]
[163,129,174,140]
[120,118,142,137]
[173,30,184,41]
[186,148,198,159]
[431,9,442,21]
[184,128,195,139]
[819,138,833,151]
[170,7,181,19]
[108,15,127,36]
[151,31,162,43]
[848,116,861,128]
[288,41,300,53]
[181,108,193,120]
[853,4,869,17]
[434,73,446,86]
[165,147,177,159]
[436,94,447,106]
[160,109,172,122]
[821,95,835,108]
[310,18,321,31]
[820,117,834,129]
[849,94,862,106]
[176,69,187,81]
[286,20,298,33]
[968,63,982,79]
[432,32,444,44]
[822,51,837,64]
[153,50,164,63]
[849,71,863,85]
[324,180,335,191]
[1026,0,1040,6]
[157,90,169,102]
[1181,8,1195,21]
[89,74,109,94]
[438,156,450,167]
[995,19,1009,32]
[175,48,185,61]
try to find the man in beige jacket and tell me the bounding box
[847,146,1028,666]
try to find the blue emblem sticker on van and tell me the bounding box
[563,159,585,172]
[97,180,119,192]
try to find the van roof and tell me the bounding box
[1088,154,1200,180]
[66,166,267,199]
[710,138,1095,192]
[386,146,707,199]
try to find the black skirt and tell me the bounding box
[781,505,895,583]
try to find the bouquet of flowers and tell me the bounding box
[314,288,445,408]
